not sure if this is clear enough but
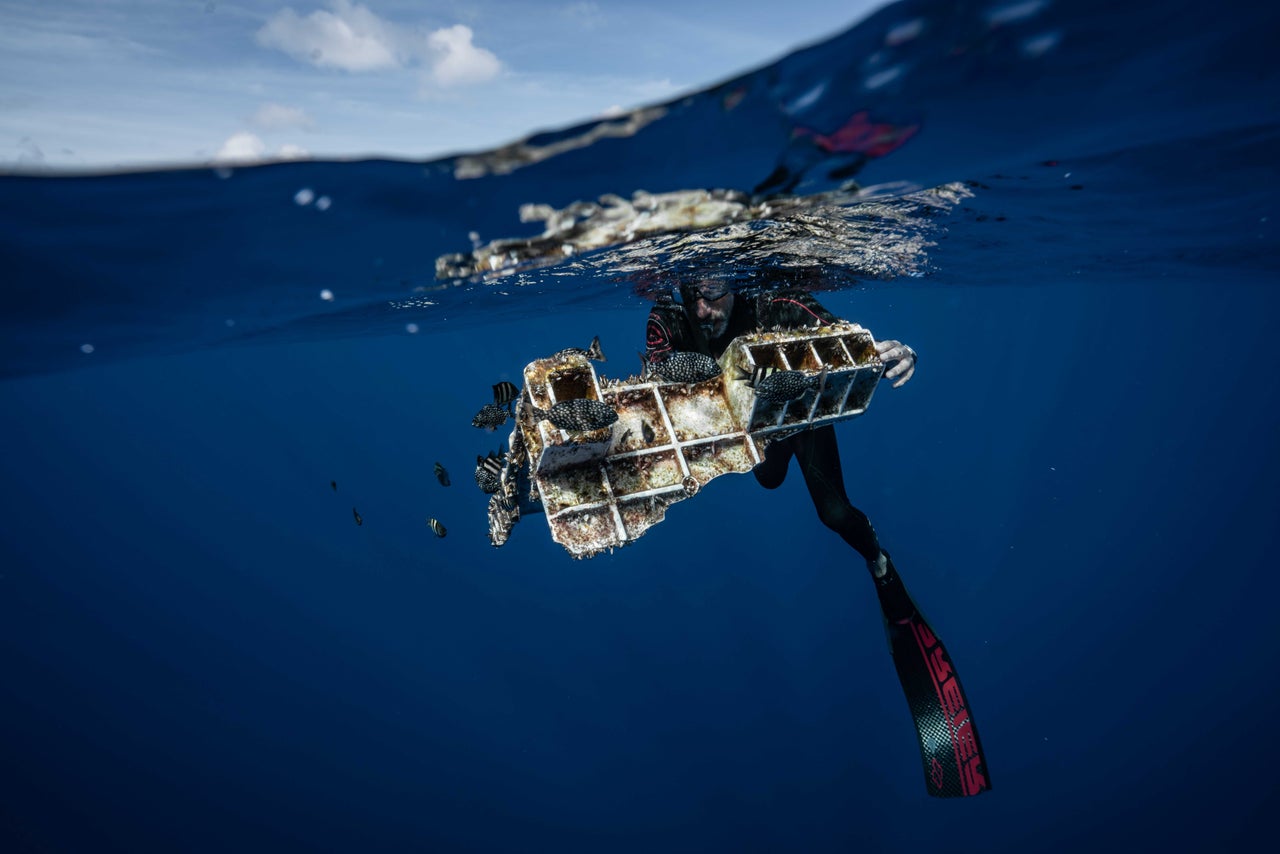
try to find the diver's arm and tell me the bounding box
[875,339,917,387]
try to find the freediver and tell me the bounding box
[642,276,991,798]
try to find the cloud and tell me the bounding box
[424,25,500,86]
[256,0,401,71]
[214,131,267,162]
[255,2,501,87]
[213,132,309,164]
[250,102,316,131]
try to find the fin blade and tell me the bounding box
[879,575,992,798]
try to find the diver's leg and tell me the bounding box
[752,434,795,490]
[792,427,911,612]
[796,427,992,797]
[793,426,882,562]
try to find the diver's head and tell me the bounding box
[683,279,735,340]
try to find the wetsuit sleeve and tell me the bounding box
[644,304,690,364]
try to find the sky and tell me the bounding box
[0,0,889,172]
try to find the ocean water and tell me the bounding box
[2,0,1277,850]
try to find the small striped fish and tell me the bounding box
[474,450,505,494]
[427,517,447,538]
[352,507,363,526]
[433,461,450,487]
[492,381,520,409]
[736,363,780,389]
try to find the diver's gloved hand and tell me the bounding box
[875,339,917,387]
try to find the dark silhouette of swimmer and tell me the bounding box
[754,110,920,196]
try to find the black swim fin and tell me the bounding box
[872,553,992,798]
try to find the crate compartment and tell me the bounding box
[538,464,607,514]
[550,506,622,556]
[747,396,787,431]
[659,383,735,442]
[812,372,854,419]
[813,336,854,369]
[601,387,669,450]
[683,437,753,484]
[605,449,682,495]
[778,340,820,371]
[547,366,596,404]
[847,367,880,412]
[618,495,675,540]
[745,344,786,372]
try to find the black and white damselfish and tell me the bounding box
[553,335,606,362]
[433,461,450,487]
[474,450,505,494]
[427,518,447,538]
[472,402,511,431]
[492,381,520,411]
[742,366,829,404]
[647,351,722,384]
[530,398,618,432]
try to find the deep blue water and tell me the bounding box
[2,0,1278,851]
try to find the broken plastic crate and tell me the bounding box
[492,322,884,558]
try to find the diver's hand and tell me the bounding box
[875,339,916,388]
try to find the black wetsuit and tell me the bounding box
[647,290,994,797]
[644,288,883,563]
